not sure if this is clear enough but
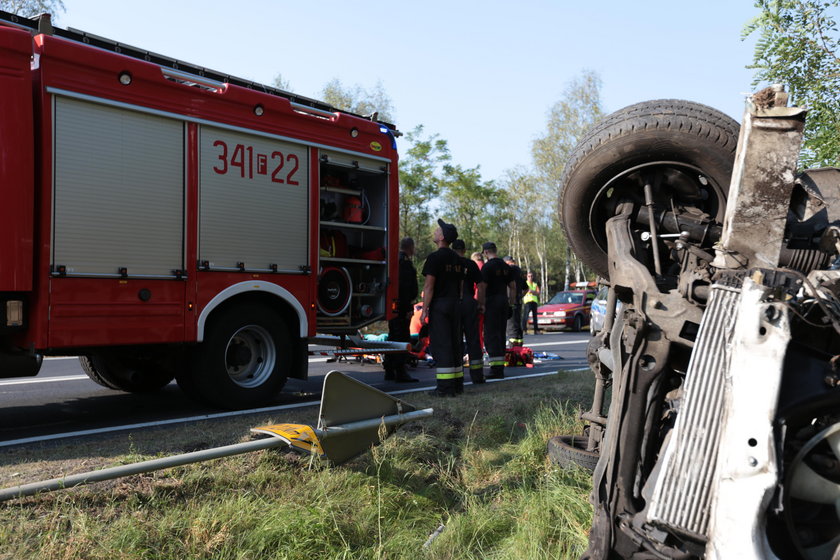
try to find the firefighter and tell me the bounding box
[421,219,464,397]
[383,237,419,382]
[482,242,514,379]
[504,255,527,346]
[522,270,541,335]
[470,251,485,349]
[452,239,485,384]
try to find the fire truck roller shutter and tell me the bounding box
[176,302,290,409]
[53,97,184,277]
[198,126,309,273]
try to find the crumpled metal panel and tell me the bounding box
[716,90,806,270]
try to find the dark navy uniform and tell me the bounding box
[459,256,484,383]
[422,247,463,395]
[506,263,527,345]
[383,250,418,381]
[482,257,512,378]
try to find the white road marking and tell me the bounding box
[526,340,588,348]
[0,375,89,386]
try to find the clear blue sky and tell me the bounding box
[60,0,761,182]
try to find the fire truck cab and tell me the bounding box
[0,12,400,408]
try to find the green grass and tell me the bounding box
[0,370,594,559]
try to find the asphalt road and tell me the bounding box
[0,331,592,446]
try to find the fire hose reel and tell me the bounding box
[317,267,352,316]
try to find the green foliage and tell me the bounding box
[440,164,507,252]
[398,125,451,257]
[320,78,395,123]
[531,69,604,190]
[744,0,840,166]
[0,0,64,18]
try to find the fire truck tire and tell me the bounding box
[548,435,600,472]
[79,352,175,393]
[559,99,740,279]
[178,304,289,409]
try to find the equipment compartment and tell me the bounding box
[317,150,390,331]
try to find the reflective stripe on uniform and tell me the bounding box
[436,366,464,379]
[488,355,506,367]
[469,360,483,370]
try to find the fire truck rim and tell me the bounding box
[224,324,277,388]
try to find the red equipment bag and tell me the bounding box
[350,246,386,261]
[342,196,364,223]
[319,229,348,258]
[505,345,534,367]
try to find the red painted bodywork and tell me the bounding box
[0,28,34,293]
[1,27,399,354]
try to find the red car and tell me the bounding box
[529,289,596,332]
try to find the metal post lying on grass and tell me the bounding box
[0,371,432,502]
[0,437,284,501]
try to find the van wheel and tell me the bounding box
[548,435,600,472]
[559,99,739,279]
[80,350,175,393]
[177,304,289,409]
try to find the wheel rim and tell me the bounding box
[586,161,727,257]
[224,324,277,388]
[784,421,840,559]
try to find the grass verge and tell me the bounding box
[0,369,594,559]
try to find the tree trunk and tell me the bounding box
[564,246,571,290]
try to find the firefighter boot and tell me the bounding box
[469,366,485,384]
[487,365,505,379]
[428,376,457,397]
[454,373,464,394]
[394,366,418,383]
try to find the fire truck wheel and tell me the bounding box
[559,99,740,279]
[79,352,175,393]
[179,304,289,409]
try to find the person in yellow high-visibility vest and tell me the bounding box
[522,271,541,335]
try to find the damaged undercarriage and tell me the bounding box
[560,88,840,559]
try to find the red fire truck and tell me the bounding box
[0,12,401,408]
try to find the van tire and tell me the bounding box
[559,99,739,279]
[548,435,600,472]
